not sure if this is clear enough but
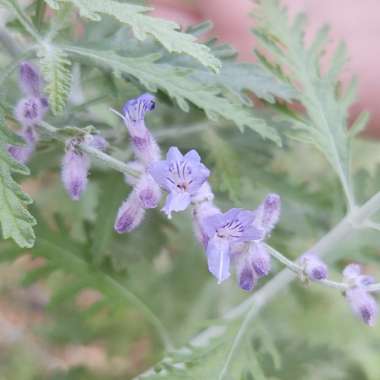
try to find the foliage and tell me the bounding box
[0,0,379,379]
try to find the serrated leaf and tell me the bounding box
[253,0,364,206]
[63,46,280,144]
[0,114,36,248]
[38,46,72,114]
[54,0,221,72]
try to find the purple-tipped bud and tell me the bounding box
[19,62,42,97]
[114,192,145,233]
[61,142,89,201]
[123,93,156,123]
[343,263,375,288]
[122,94,160,166]
[84,134,108,151]
[346,288,378,326]
[235,254,257,292]
[255,193,281,236]
[249,243,271,278]
[300,252,328,281]
[135,174,161,209]
[15,97,47,127]
[7,126,38,164]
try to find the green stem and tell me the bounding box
[33,0,46,31]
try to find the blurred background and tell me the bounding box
[1,1,380,380]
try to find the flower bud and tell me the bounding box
[61,142,89,201]
[7,126,38,164]
[15,97,47,127]
[135,174,161,209]
[122,93,160,166]
[255,193,281,235]
[235,253,257,292]
[19,62,42,97]
[300,252,328,281]
[346,288,378,326]
[249,242,271,278]
[114,192,145,233]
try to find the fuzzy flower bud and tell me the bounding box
[249,243,271,278]
[61,140,89,201]
[7,126,38,164]
[114,191,145,233]
[235,253,257,292]
[122,93,160,166]
[299,252,328,281]
[346,288,378,326]
[19,62,42,97]
[254,193,281,235]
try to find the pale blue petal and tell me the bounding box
[207,236,231,284]
[167,146,183,162]
[148,161,171,191]
[184,149,201,163]
[162,191,191,218]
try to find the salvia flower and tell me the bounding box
[84,134,108,151]
[61,139,90,201]
[15,62,48,127]
[346,288,378,326]
[135,174,161,209]
[8,125,38,164]
[299,252,328,281]
[114,191,145,233]
[202,208,263,284]
[149,147,210,219]
[122,93,160,166]
[342,263,378,326]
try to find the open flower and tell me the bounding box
[149,147,210,218]
[203,208,263,283]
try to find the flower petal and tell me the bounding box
[162,191,191,218]
[167,146,183,162]
[206,236,231,284]
[184,149,201,163]
[149,161,171,191]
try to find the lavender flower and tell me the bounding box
[235,251,258,292]
[149,147,210,218]
[254,193,281,235]
[342,263,378,326]
[61,140,89,201]
[346,288,378,326]
[122,93,160,166]
[7,126,38,164]
[299,252,328,281]
[114,191,145,233]
[15,62,48,127]
[202,208,263,283]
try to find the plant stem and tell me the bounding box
[39,121,140,178]
[33,0,46,32]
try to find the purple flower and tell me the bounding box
[114,191,145,233]
[343,263,375,288]
[149,147,210,218]
[61,140,89,201]
[346,288,378,326]
[203,208,263,283]
[7,126,38,164]
[300,252,328,281]
[19,62,42,97]
[15,62,48,128]
[235,251,258,292]
[122,93,160,166]
[249,243,271,278]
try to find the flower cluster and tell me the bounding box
[8,62,48,164]
[9,81,379,326]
